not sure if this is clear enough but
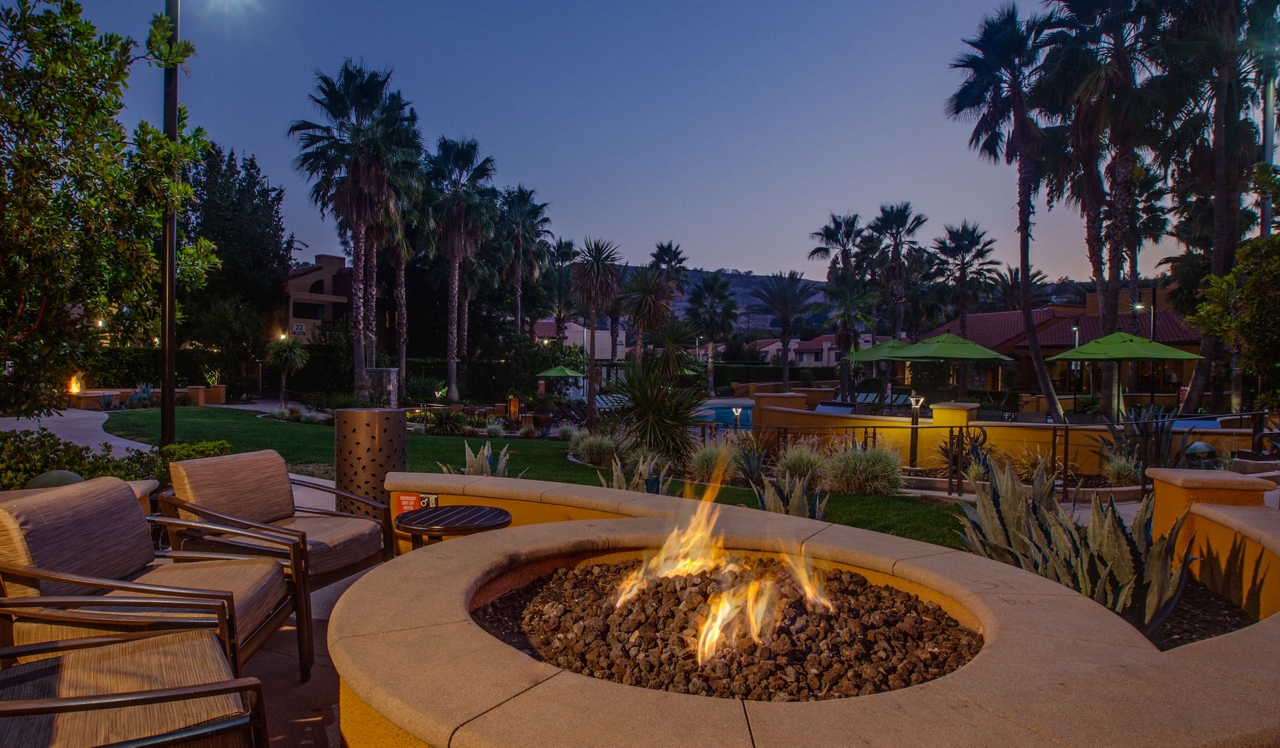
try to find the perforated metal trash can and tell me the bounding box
[334,408,406,515]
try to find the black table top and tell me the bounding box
[395,505,512,536]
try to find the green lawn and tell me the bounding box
[106,407,964,549]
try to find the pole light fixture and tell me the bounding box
[908,395,925,468]
[731,407,742,430]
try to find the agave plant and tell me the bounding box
[1091,405,1196,475]
[425,409,469,437]
[598,455,676,496]
[752,474,828,522]
[438,441,526,478]
[959,459,1193,635]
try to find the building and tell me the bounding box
[533,319,626,360]
[277,255,352,343]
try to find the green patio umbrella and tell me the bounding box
[845,339,911,362]
[1048,332,1201,418]
[1046,332,1202,363]
[536,365,585,378]
[883,333,1012,362]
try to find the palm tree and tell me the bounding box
[809,213,866,282]
[987,264,1048,311]
[290,60,418,400]
[933,222,1000,399]
[819,274,877,402]
[423,137,497,400]
[650,241,689,291]
[948,5,1065,423]
[499,185,551,337]
[458,239,503,391]
[748,271,819,392]
[267,337,309,407]
[544,238,577,344]
[868,202,928,339]
[652,319,700,384]
[572,238,622,430]
[685,272,740,395]
[620,265,675,362]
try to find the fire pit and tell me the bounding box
[473,502,981,701]
[331,478,1280,747]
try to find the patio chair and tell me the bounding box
[0,629,268,746]
[162,450,393,595]
[0,477,312,682]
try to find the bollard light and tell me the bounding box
[908,395,925,468]
[732,407,742,430]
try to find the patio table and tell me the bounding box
[394,505,513,550]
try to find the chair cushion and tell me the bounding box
[171,450,296,525]
[123,558,288,643]
[222,513,382,577]
[0,477,154,598]
[0,630,250,748]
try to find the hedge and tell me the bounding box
[80,347,245,394]
[0,429,230,490]
[713,364,839,389]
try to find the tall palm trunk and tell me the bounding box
[350,227,369,401]
[891,250,905,340]
[1017,154,1063,423]
[585,308,599,431]
[445,253,461,401]
[365,236,378,368]
[395,252,407,400]
[1081,157,1110,417]
[706,339,716,397]
[512,238,523,338]
[1185,6,1237,414]
[958,269,969,400]
[632,323,644,362]
[780,323,792,393]
[555,314,567,345]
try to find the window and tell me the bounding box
[292,302,325,321]
[308,279,324,294]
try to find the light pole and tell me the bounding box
[1264,18,1275,237]
[159,0,180,447]
[1135,291,1157,406]
[908,394,925,468]
[1071,323,1080,404]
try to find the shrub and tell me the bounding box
[425,409,469,437]
[689,441,741,484]
[959,460,1193,635]
[558,426,576,441]
[438,442,525,478]
[753,474,828,521]
[776,444,824,487]
[567,429,590,457]
[610,361,707,466]
[485,423,504,439]
[301,411,324,425]
[0,430,228,490]
[575,434,617,466]
[518,424,537,439]
[1102,451,1140,487]
[821,447,902,496]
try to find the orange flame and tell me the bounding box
[615,450,830,665]
[67,373,83,395]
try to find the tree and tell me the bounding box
[819,274,877,402]
[0,1,211,416]
[987,264,1048,311]
[267,337,309,407]
[290,60,418,400]
[934,221,1000,398]
[868,203,928,339]
[748,271,819,392]
[650,241,689,291]
[809,213,867,282]
[572,238,622,430]
[684,272,740,395]
[500,185,551,337]
[543,238,577,345]
[948,5,1066,423]
[458,238,503,392]
[423,137,497,400]
[620,265,675,362]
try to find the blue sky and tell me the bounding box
[85,0,1172,280]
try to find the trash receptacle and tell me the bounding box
[335,408,406,515]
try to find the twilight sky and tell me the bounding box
[85,0,1172,281]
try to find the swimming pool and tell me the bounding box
[697,406,752,428]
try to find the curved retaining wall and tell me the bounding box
[331,473,1280,747]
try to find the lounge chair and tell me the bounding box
[162,450,392,596]
[0,477,312,682]
[0,615,269,747]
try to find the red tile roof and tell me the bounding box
[795,334,836,352]
[752,338,780,349]
[924,307,1063,348]
[287,265,323,280]
[533,320,557,338]
[1020,309,1200,348]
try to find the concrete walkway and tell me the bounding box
[0,409,149,453]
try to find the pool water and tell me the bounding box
[698,406,752,428]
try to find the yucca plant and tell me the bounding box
[753,473,828,521]
[438,441,526,478]
[425,409,469,436]
[959,459,1193,635]
[598,455,675,496]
